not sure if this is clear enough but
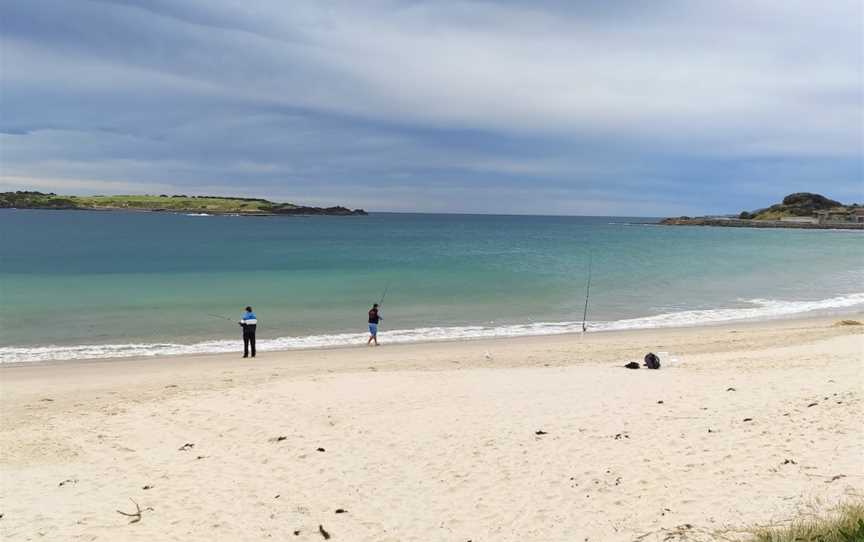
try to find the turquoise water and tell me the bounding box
[1,209,862,362]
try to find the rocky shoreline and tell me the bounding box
[659,217,863,230]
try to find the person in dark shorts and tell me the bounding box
[367,303,382,346]
[239,306,257,358]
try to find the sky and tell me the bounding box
[1,0,862,216]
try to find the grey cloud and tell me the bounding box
[1,0,861,214]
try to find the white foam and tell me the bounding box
[2,292,862,364]
[602,292,864,331]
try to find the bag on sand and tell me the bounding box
[643,352,661,369]
[624,361,640,369]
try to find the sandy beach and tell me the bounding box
[1,315,862,541]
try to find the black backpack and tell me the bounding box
[644,352,661,369]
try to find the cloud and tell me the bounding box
[0,175,176,194]
[1,0,861,214]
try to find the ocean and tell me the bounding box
[1,209,862,363]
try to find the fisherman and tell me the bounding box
[239,306,257,358]
[367,303,382,346]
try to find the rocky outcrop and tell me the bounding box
[660,192,862,230]
[268,205,367,216]
[658,217,862,230]
[749,192,845,220]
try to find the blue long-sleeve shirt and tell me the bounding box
[240,311,257,325]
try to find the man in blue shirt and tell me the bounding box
[239,306,257,358]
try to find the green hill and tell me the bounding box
[0,191,366,216]
[739,193,853,220]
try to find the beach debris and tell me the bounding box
[742,418,753,422]
[643,353,661,369]
[624,362,640,369]
[613,433,630,440]
[726,387,736,392]
[657,400,664,404]
[294,530,301,536]
[165,384,178,388]
[317,447,326,452]
[826,474,846,483]
[807,402,819,408]
[40,398,54,402]
[781,459,797,465]
[59,478,78,487]
[318,524,331,539]
[484,352,493,360]
[535,430,548,435]
[195,455,206,460]
[178,443,195,451]
[334,508,348,514]
[142,485,154,490]
[708,429,715,433]
[665,524,694,540]
[269,436,287,443]
[834,319,862,326]
[116,498,142,524]
[274,494,280,499]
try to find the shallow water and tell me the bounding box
[1,209,861,362]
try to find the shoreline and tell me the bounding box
[1,312,861,541]
[659,216,864,230]
[3,307,863,367]
[1,207,368,217]
[2,311,860,371]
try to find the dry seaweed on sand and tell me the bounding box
[116,498,143,524]
[833,320,862,326]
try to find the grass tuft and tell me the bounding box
[751,503,864,542]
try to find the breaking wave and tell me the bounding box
[2,292,862,364]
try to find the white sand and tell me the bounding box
[1,315,862,541]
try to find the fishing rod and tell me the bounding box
[581,251,592,333]
[378,280,392,308]
[207,313,235,322]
